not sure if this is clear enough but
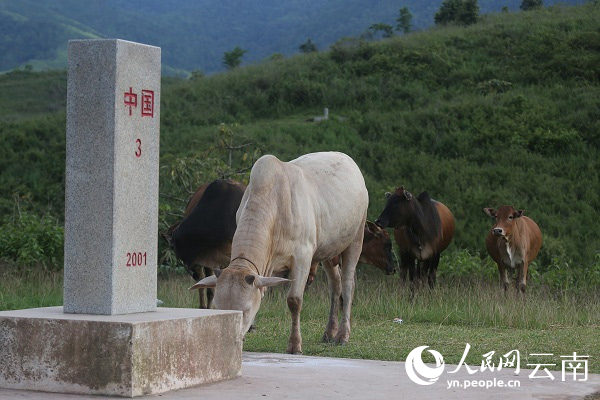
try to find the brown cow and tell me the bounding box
[375,186,455,288]
[313,221,395,283]
[483,206,542,293]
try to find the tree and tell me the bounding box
[222,46,247,70]
[434,0,462,25]
[460,0,480,25]
[368,23,395,39]
[396,7,413,34]
[520,0,543,10]
[299,39,318,53]
[434,0,479,26]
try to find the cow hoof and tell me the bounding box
[322,332,339,343]
[287,347,303,355]
[334,335,349,346]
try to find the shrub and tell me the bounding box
[0,211,64,271]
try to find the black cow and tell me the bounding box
[164,179,246,308]
[375,186,455,289]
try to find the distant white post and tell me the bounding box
[64,39,161,315]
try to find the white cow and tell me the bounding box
[191,151,368,354]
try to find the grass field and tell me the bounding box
[2,264,598,374]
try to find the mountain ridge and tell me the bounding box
[0,0,587,75]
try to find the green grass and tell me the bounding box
[0,267,63,310]
[4,265,596,374]
[239,267,600,374]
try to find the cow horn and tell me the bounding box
[189,275,218,290]
[253,276,290,289]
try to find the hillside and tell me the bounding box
[1,4,599,274]
[157,3,600,267]
[0,0,587,75]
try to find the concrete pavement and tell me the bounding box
[1,352,599,399]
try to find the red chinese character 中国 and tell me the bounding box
[141,89,154,118]
[124,87,137,116]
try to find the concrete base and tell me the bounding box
[0,307,242,397]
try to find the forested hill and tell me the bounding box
[0,3,599,273]
[0,0,587,75]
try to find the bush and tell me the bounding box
[438,249,498,281]
[0,211,64,271]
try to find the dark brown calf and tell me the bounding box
[314,221,395,282]
[484,206,542,293]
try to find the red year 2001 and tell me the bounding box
[126,252,147,267]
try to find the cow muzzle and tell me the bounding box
[493,228,505,237]
[375,218,387,228]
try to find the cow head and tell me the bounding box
[190,266,289,336]
[483,206,525,239]
[362,221,396,275]
[375,186,414,229]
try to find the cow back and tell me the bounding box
[232,152,369,275]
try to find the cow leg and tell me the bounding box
[306,262,319,289]
[286,294,303,354]
[418,259,427,287]
[204,267,215,309]
[498,264,510,292]
[336,223,365,345]
[286,254,312,354]
[398,252,410,282]
[425,253,440,289]
[403,253,418,295]
[197,267,208,309]
[517,261,527,295]
[401,252,416,283]
[321,259,341,342]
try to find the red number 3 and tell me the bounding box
[135,138,142,158]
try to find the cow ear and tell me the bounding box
[366,220,382,237]
[404,191,412,201]
[252,275,290,289]
[385,192,392,199]
[189,275,218,290]
[214,268,223,277]
[483,208,497,217]
[516,209,525,218]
